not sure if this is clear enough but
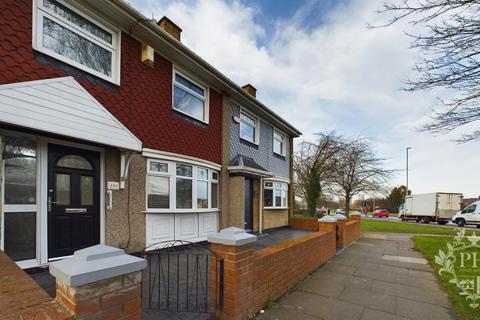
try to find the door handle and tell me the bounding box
[48,196,58,212]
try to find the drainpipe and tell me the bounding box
[259,177,263,234]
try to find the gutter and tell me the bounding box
[110,0,302,138]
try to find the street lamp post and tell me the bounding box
[406,147,412,197]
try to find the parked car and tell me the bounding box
[372,209,390,218]
[316,207,328,215]
[336,208,345,215]
[452,200,480,228]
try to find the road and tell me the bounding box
[364,215,480,230]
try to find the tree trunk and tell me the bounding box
[345,193,351,218]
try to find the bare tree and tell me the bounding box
[333,139,392,217]
[376,0,480,142]
[294,132,344,214]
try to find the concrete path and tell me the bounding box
[256,233,457,320]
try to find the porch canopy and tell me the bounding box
[0,77,141,151]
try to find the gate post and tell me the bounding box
[208,227,257,320]
[49,244,146,319]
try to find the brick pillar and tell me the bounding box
[351,212,362,240]
[208,227,257,320]
[318,215,337,233]
[50,245,147,320]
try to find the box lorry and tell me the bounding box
[399,193,463,224]
[452,200,480,228]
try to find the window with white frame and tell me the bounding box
[264,181,288,208]
[34,0,120,83]
[240,110,259,144]
[273,130,286,156]
[146,159,219,211]
[173,71,208,122]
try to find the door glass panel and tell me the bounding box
[4,212,36,261]
[57,154,93,170]
[3,136,37,204]
[56,173,71,205]
[80,176,93,206]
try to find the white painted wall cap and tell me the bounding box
[318,216,337,223]
[334,214,348,220]
[208,227,257,246]
[49,244,147,287]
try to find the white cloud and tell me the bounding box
[131,0,480,197]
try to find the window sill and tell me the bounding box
[263,207,289,210]
[240,138,259,149]
[172,108,209,126]
[273,152,286,160]
[143,209,220,214]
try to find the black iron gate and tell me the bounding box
[139,240,223,316]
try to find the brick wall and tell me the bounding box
[290,217,320,231]
[210,230,336,319]
[56,272,142,320]
[0,250,71,320]
[0,0,222,164]
[336,219,360,248]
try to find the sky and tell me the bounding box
[129,0,480,198]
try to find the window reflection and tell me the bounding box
[42,17,112,76]
[4,136,37,205]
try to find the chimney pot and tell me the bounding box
[158,16,182,41]
[242,84,257,98]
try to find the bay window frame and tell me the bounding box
[146,159,219,213]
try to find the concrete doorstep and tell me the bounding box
[256,233,456,320]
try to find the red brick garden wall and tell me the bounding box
[250,231,336,312]
[337,219,360,248]
[290,217,320,231]
[210,230,336,319]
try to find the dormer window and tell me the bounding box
[33,0,120,84]
[173,70,209,123]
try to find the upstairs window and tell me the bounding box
[240,110,259,144]
[264,181,288,209]
[34,0,120,84]
[173,71,208,123]
[273,129,286,156]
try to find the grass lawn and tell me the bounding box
[361,219,475,236]
[414,236,480,320]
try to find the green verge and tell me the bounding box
[414,236,480,320]
[361,219,475,236]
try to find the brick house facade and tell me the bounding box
[0,0,300,269]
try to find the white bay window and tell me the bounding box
[34,0,120,84]
[146,159,219,212]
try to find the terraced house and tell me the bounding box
[0,0,300,269]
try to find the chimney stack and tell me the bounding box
[158,16,182,41]
[242,84,257,98]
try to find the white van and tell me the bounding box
[452,200,480,228]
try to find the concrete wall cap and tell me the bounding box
[334,214,348,220]
[318,216,337,223]
[208,227,257,246]
[49,244,147,287]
